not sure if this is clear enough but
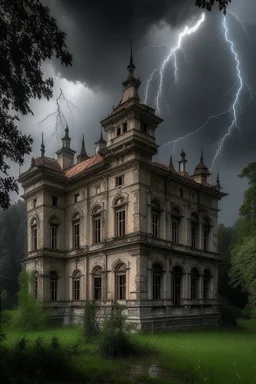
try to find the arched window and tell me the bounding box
[72,270,81,301]
[72,213,80,249]
[92,206,102,244]
[172,266,183,306]
[191,213,199,249]
[115,263,126,300]
[203,270,211,299]
[191,268,199,300]
[203,217,211,251]
[152,263,163,300]
[152,201,161,238]
[50,217,59,250]
[31,218,38,251]
[114,198,126,237]
[171,207,181,244]
[93,266,102,300]
[34,271,38,299]
[50,271,58,302]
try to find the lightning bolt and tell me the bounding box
[210,15,243,170]
[144,13,206,111]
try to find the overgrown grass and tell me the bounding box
[2,320,256,383]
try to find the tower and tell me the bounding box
[56,125,76,170]
[193,151,211,184]
[100,43,163,163]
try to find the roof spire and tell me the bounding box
[200,149,204,163]
[216,172,221,189]
[41,132,45,157]
[77,134,89,163]
[169,155,173,167]
[127,41,135,75]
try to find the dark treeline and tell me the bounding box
[0,200,27,308]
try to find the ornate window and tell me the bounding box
[203,217,211,251]
[93,267,102,301]
[114,198,126,237]
[34,271,38,299]
[115,263,126,300]
[50,217,59,250]
[191,213,199,249]
[203,270,211,299]
[152,201,160,238]
[50,271,58,302]
[92,206,102,244]
[152,263,163,300]
[31,218,38,251]
[171,207,181,244]
[72,213,80,248]
[191,268,199,300]
[72,270,81,301]
[172,266,182,306]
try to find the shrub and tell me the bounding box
[13,268,50,330]
[83,301,99,342]
[218,295,242,328]
[98,303,137,358]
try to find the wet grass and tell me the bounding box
[2,320,256,383]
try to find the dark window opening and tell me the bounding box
[116,126,121,136]
[52,196,58,207]
[74,193,79,203]
[94,277,102,300]
[115,175,123,187]
[141,122,148,134]
[51,226,58,250]
[123,123,127,133]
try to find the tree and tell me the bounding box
[229,162,256,317]
[0,0,72,210]
[195,0,231,14]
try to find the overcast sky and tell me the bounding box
[15,0,256,226]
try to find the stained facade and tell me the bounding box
[19,52,226,330]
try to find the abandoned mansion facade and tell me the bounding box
[19,53,226,329]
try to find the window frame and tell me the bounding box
[191,268,199,300]
[92,206,102,244]
[72,271,81,301]
[115,175,124,187]
[72,215,80,249]
[152,263,163,300]
[74,193,79,203]
[50,271,58,302]
[203,270,211,300]
[93,267,102,301]
[114,198,126,238]
[172,266,182,306]
[151,201,160,238]
[115,264,126,300]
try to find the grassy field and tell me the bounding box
[2,320,256,384]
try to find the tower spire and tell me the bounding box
[77,134,89,163]
[41,132,45,157]
[127,41,135,75]
[200,149,204,163]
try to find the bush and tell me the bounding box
[98,303,137,358]
[83,301,99,342]
[13,268,50,330]
[218,295,242,328]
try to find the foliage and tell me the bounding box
[195,0,231,14]
[0,0,72,209]
[13,268,49,330]
[98,304,137,358]
[239,162,256,219]
[218,224,248,310]
[218,295,242,328]
[0,200,26,308]
[83,301,99,342]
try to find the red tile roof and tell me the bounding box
[35,157,63,172]
[65,154,104,178]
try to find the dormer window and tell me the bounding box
[123,123,127,133]
[141,122,148,134]
[52,196,58,207]
[74,193,79,203]
[116,126,121,136]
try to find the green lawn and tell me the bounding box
[2,320,256,384]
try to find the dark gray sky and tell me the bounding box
[16,0,256,226]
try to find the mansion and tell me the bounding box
[19,50,226,330]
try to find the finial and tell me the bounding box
[65,124,69,137]
[80,134,86,156]
[31,157,35,167]
[169,155,173,167]
[127,41,135,75]
[200,150,204,163]
[40,132,45,157]
[180,149,186,159]
[216,172,220,186]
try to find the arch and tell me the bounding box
[202,215,213,227]
[151,199,162,211]
[191,212,200,222]
[72,269,81,278]
[113,196,126,207]
[111,258,128,272]
[72,212,81,221]
[150,259,166,272]
[49,270,58,279]
[203,268,212,277]
[172,264,184,275]
[48,215,60,225]
[30,215,39,227]
[92,205,103,214]
[115,262,126,272]
[171,206,182,217]
[92,266,102,275]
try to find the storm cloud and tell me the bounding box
[16,0,256,225]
